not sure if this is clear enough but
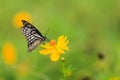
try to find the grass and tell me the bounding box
[0,0,120,80]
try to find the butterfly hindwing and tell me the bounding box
[21,20,46,52]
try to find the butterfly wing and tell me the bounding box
[21,20,46,52]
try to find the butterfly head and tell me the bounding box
[43,36,46,40]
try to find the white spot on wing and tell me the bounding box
[34,34,41,38]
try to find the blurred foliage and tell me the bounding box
[1,0,120,80]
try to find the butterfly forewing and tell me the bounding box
[21,20,46,52]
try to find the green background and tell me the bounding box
[0,0,120,80]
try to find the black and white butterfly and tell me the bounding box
[21,20,46,52]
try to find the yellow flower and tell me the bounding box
[39,35,69,61]
[109,76,120,80]
[2,42,17,65]
[13,11,32,28]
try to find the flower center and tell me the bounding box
[50,40,56,46]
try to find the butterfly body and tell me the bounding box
[21,20,46,52]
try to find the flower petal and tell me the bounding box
[39,46,56,55]
[56,47,65,54]
[40,43,51,49]
[50,52,60,61]
[39,50,50,55]
[62,40,69,50]
[57,35,69,51]
[57,35,66,46]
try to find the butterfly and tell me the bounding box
[21,20,46,52]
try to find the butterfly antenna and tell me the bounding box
[45,27,50,37]
[45,28,50,42]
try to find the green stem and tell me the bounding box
[61,61,67,80]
